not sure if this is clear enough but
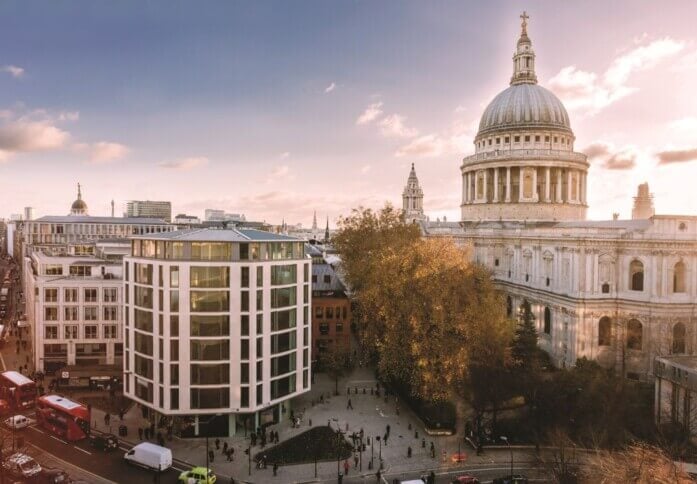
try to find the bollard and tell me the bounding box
[355,387,358,394]
[421,438,426,448]
[415,430,419,439]
[309,419,312,426]
[363,388,366,395]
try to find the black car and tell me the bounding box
[88,433,119,451]
[492,476,528,484]
[38,467,73,483]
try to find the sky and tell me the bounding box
[1,1,697,225]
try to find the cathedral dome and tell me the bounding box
[71,199,87,211]
[70,183,88,215]
[477,83,571,138]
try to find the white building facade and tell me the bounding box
[419,15,697,380]
[123,228,311,437]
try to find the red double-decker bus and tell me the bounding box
[36,394,91,441]
[0,371,36,409]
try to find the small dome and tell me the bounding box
[71,199,87,210]
[477,83,571,138]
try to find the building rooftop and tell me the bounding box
[34,215,170,224]
[133,227,303,242]
[312,263,347,292]
[657,355,697,372]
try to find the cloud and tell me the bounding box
[271,165,290,177]
[280,151,290,159]
[360,164,371,174]
[324,82,336,93]
[159,156,209,171]
[396,134,448,157]
[0,120,70,160]
[656,148,697,165]
[669,117,697,132]
[548,37,684,114]
[356,102,383,125]
[582,141,637,170]
[1,65,24,78]
[378,114,418,138]
[58,111,80,122]
[88,142,129,163]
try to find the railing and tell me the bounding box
[463,148,587,163]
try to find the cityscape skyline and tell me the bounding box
[1,2,697,225]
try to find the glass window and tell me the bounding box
[271,309,296,331]
[45,265,63,275]
[191,364,230,385]
[257,266,263,287]
[256,337,263,358]
[44,326,58,339]
[134,286,153,309]
[271,287,296,308]
[271,331,297,354]
[104,325,117,339]
[84,306,98,321]
[303,264,309,283]
[84,288,98,303]
[241,315,249,336]
[191,388,229,409]
[190,267,230,288]
[191,315,230,337]
[69,265,91,276]
[315,306,323,318]
[103,306,118,321]
[191,242,231,261]
[241,267,249,288]
[44,288,58,303]
[135,355,154,379]
[190,340,230,360]
[241,363,249,384]
[239,244,249,260]
[134,263,153,285]
[240,387,249,408]
[241,291,249,312]
[256,290,263,310]
[64,325,78,339]
[170,266,179,288]
[170,339,179,361]
[103,288,118,303]
[135,332,153,355]
[135,309,153,332]
[64,306,78,321]
[64,288,78,302]
[256,314,263,333]
[170,364,179,385]
[271,353,296,377]
[271,265,296,285]
[241,339,249,360]
[85,325,98,339]
[271,373,296,400]
[171,388,179,410]
[190,291,229,312]
[44,306,58,321]
[170,291,179,312]
[166,242,184,259]
[256,384,263,405]
[170,315,179,337]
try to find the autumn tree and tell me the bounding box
[319,346,353,396]
[511,299,539,373]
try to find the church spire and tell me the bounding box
[77,182,82,200]
[324,216,330,242]
[312,210,318,231]
[402,163,425,223]
[510,11,537,86]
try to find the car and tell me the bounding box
[39,467,73,483]
[88,433,119,452]
[5,414,30,429]
[3,452,42,479]
[178,466,217,484]
[452,475,480,484]
[492,475,528,484]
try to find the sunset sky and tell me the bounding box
[1,1,697,225]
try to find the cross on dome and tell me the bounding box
[520,11,529,35]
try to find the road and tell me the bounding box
[342,462,550,483]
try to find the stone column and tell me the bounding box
[545,167,551,202]
[575,170,581,203]
[532,167,538,201]
[493,168,499,202]
[567,170,573,202]
[463,172,468,204]
[483,169,488,202]
[556,169,563,202]
[505,167,511,202]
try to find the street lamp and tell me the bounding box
[500,436,513,478]
[376,435,382,469]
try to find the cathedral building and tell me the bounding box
[408,14,697,380]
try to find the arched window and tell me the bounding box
[627,319,643,350]
[630,260,644,291]
[601,282,610,294]
[673,323,686,354]
[506,296,513,318]
[673,261,686,293]
[543,307,552,334]
[598,317,612,346]
[522,171,533,198]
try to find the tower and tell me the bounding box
[312,210,318,231]
[70,182,89,216]
[402,163,426,223]
[631,183,655,219]
[324,216,330,243]
[111,199,115,217]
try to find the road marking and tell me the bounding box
[30,427,45,434]
[73,446,91,455]
[50,435,68,445]
[24,439,118,484]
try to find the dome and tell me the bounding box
[477,83,571,138]
[71,199,87,210]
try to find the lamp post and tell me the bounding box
[377,435,382,469]
[500,436,512,477]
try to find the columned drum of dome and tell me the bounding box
[461,13,588,222]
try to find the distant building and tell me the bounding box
[204,209,246,223]
[654,356,697,442]
[70,183,89,216]
[308,244,351,358]
[123,227,311,437]
[25,240,127,373]
[127,200,172,222]
[402,163,427,224]
[173,214,201,225]
[23,207,35,221]
[632,183,655,220]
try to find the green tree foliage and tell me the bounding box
[511,299,539,373]
[319,347,352,396]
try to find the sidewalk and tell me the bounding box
[90,366,540,483]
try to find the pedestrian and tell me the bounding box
[407,446,412,458]
[208,449,215,463]
[383,433,388,446]
[119,409,125,421]
[223,441,228,454]
[138,427,144,440]
[215,438,220,450]
[343,459,349,476]
[104,413,111,426]
[386,424,390,436]
[376,469,381,482]
[354,453,359,468]
[273,462,278,476]
[230,446,235,461]
[347,399,353,410]
[251,433,256,446]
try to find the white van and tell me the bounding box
[124,443,172,471]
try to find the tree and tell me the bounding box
[511,299,539,373]
[319,347,352,396]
